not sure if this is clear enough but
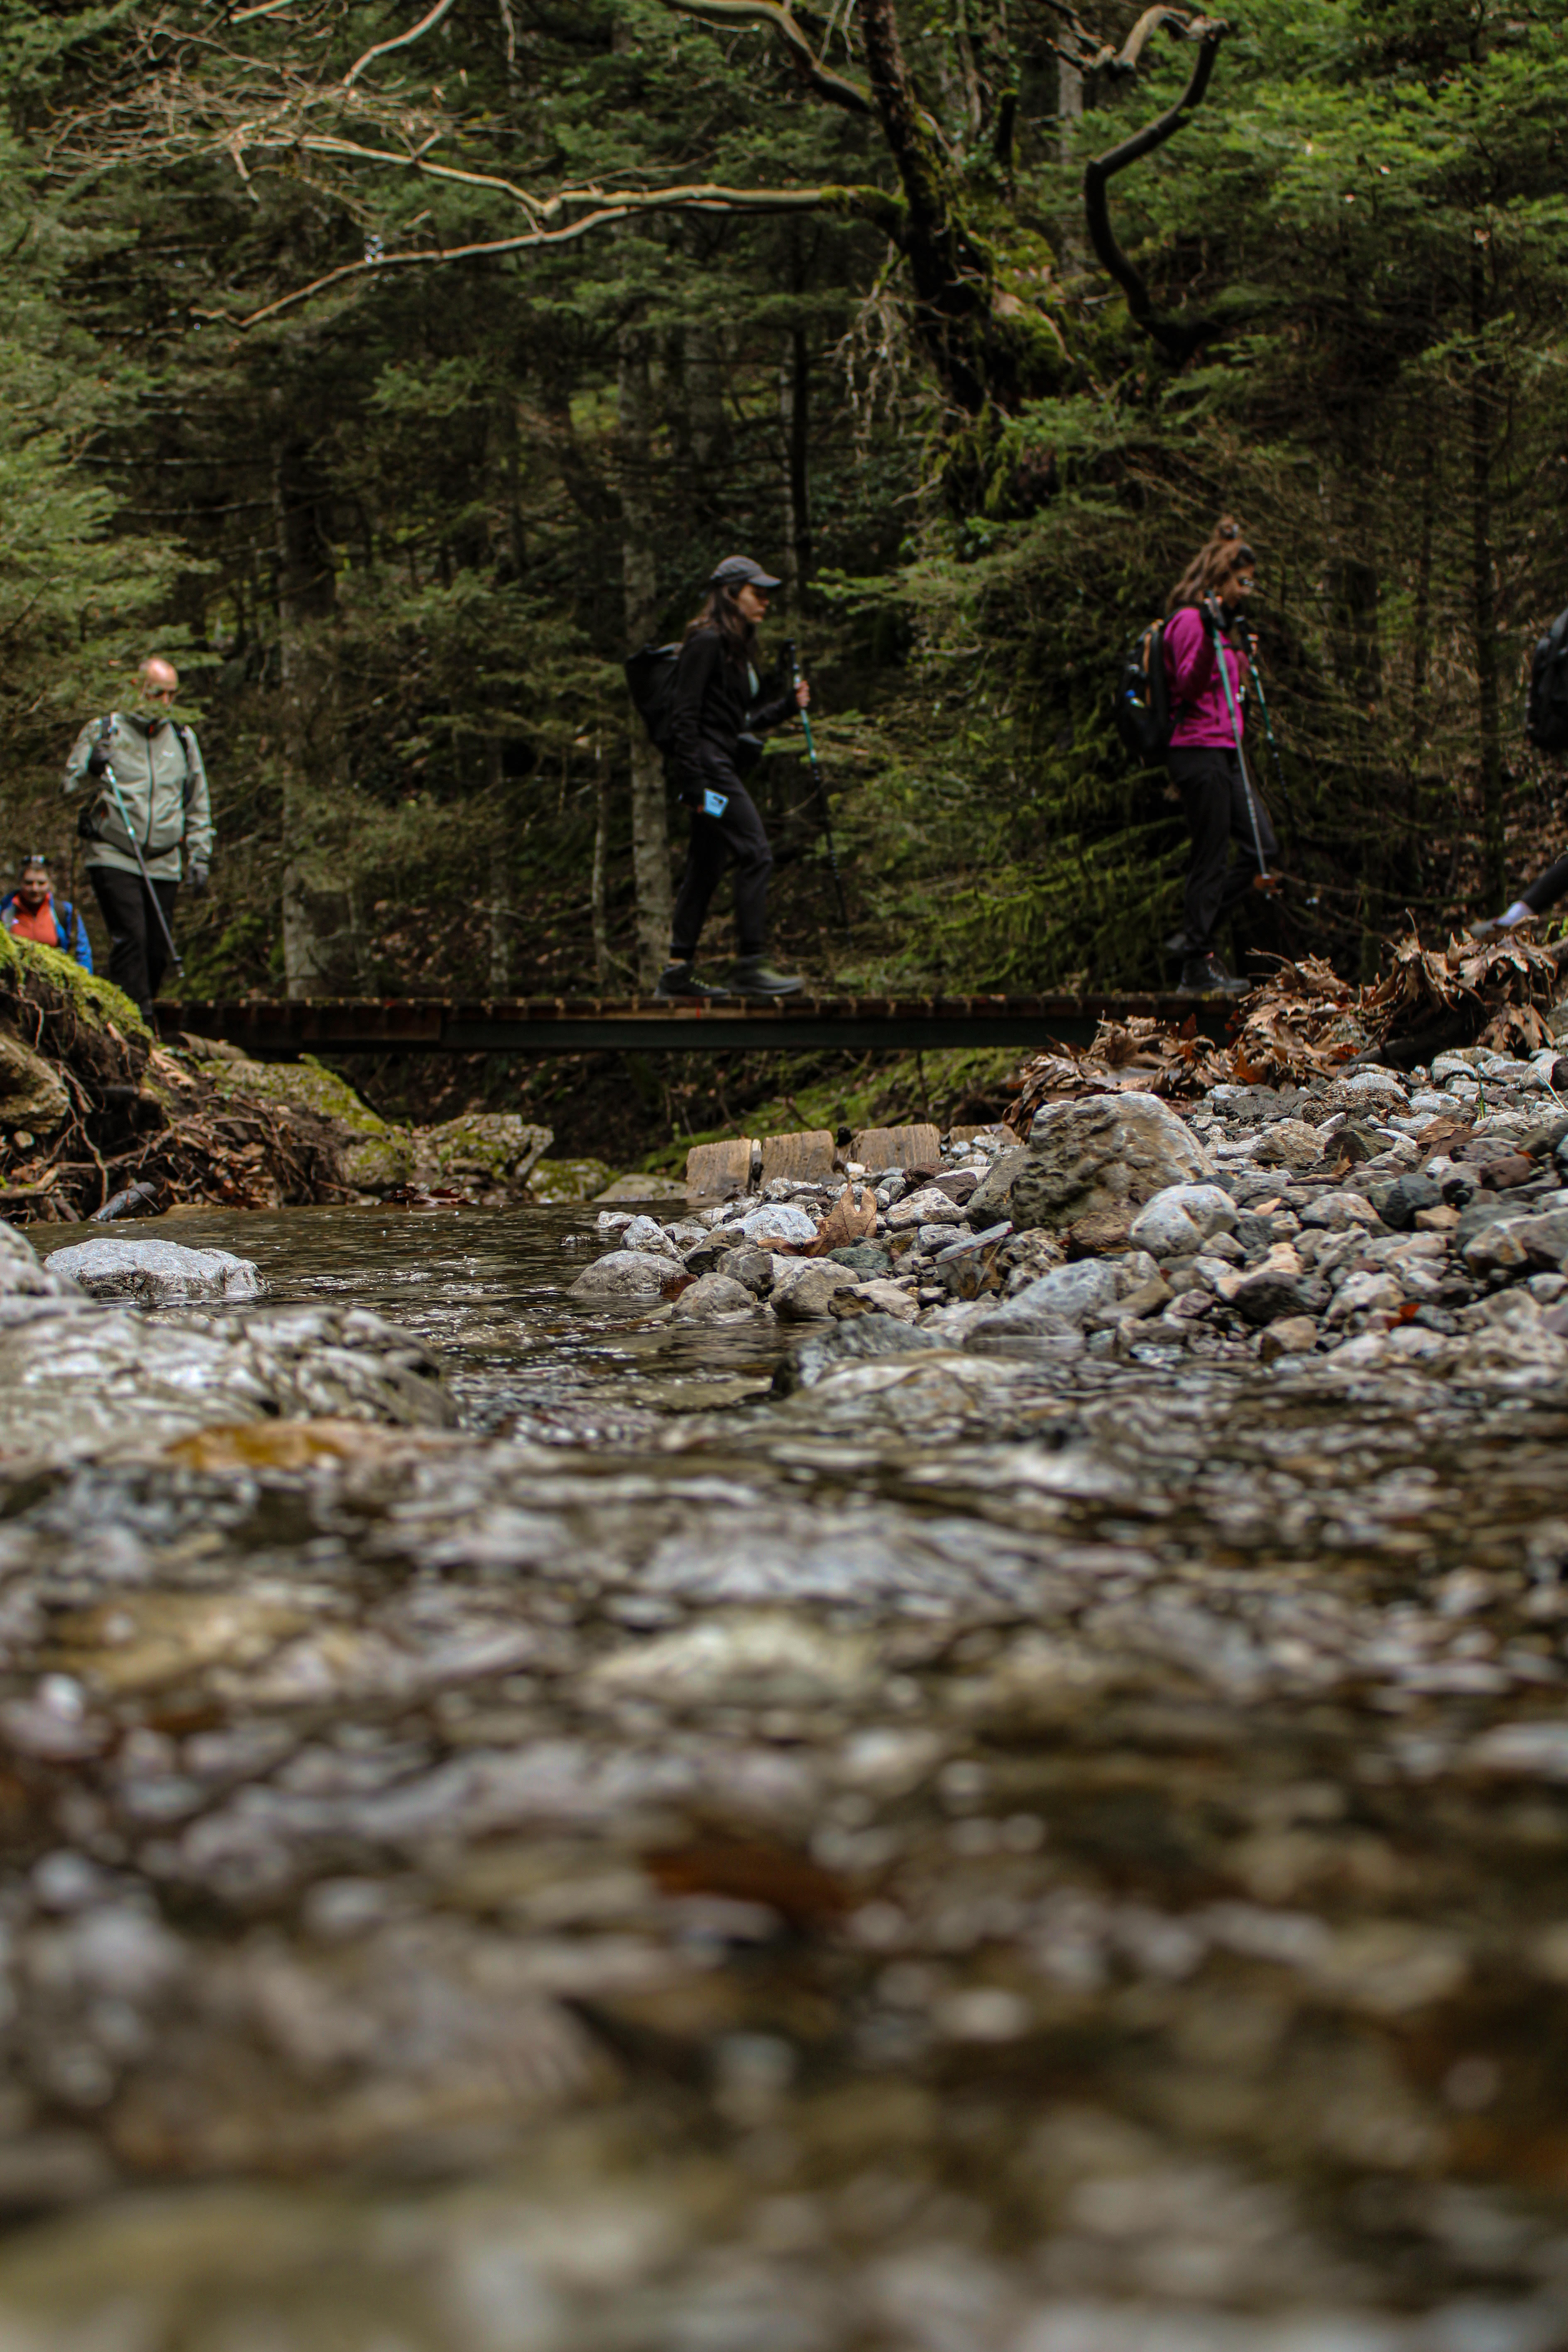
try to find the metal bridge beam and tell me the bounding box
[155,994,1235,1057]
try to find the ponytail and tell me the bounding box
[1167,514,1255,616]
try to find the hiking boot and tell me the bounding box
[1469,905,1535,944]
[1177,952,1250,997]
[653,961,729,1001]
[729,955,804,998]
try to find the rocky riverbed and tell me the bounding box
[4,1051,1568,2347]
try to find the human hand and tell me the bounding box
[794,679,811,709]
[187,863,209,897]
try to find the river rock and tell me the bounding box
[1000,1260,1118,1328]
[671,1271,756,1320]
[0,1220,82,1298]
[1260,1314,1319,1362]
[0,1302,455,1461]
[569,1250,677,1300]
[1228,1266,1314,1325]
[1129,1183,1238,1257]
[1251,1118,1327,1170]
[1463,1207,1568,1278]
[739,1201,818,1248]
[48,1237,263,1305]
[1012,1097,1211,1232]
[771,1264,859,1322]
[617,1215,682,1260]
[778,1314,942,1391]
[964,1147,1032,1223]
[886,1187,964,1232]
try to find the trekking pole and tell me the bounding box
[1239,626,1302,848]
[99,745,183,981]
[1208,604,1274,889]
[784,638,851,938]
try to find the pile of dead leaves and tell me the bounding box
[1003,934,1567,1122]
[1360,931,1562,1058]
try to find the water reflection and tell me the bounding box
[4,1201,1568,2349]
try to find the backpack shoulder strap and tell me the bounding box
[173,724,196,805]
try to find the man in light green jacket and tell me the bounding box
[63,655,215,1023]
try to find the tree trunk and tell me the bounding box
[617,326,673,984]
[779,327,812,608]
[1470,247,1504,907]
[487,736,513,993]
[1057,55,1084,268]
[270,429,345,1000]
[591,755,611,988]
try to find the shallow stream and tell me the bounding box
[5,1201,1568,2349]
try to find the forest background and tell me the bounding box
[1,0,1566,1149]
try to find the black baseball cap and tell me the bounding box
[710,555,782,590]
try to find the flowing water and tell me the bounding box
[4,1203,1568,2348]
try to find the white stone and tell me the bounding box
[739,1201,819,1247]
[617,1215,681,1259]
[48,1237,262,1305]
[568,1250,675,1300]
[1129,1183,1237,1256]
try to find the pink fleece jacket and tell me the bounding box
[1164,603,1247,749]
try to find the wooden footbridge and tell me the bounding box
[156,991,1236,1057]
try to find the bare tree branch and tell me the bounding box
[204,183,879,328]
[655,0,874,114]
[1082,12,1228,362]
[342,0,458,90]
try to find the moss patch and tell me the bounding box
[4,933,149,1041]
[202,1053,414,1192]
[529,1157,616,1203]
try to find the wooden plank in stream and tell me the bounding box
[685,1138,754,1198]
[757,1130,837,1184]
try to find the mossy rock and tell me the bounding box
[413,1114,552,1191]
[202,1053,414,1192]
[1,932,150,1044]
[529,1158,616,1203]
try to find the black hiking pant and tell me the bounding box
[1523,854,1568,915]
[669,770,773,960]
[89,865,179,1022]
[1169,746,1278,952]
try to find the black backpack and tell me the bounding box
[624,641,764,778]
[1113,617,1172,764]
[1528,607,1568,752]
[624,643,680,752]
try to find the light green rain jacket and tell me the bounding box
[63,711,215,884]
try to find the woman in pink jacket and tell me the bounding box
[1163,517,1277,995]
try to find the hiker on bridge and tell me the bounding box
[1163,518,1279,997]
[1,856,92,970]
[63,656,213,1025]
[656,555,811,1002]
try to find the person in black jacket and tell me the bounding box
[656,555,811,1000]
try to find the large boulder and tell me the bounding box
[48,1237,262,1305]
[1010,1097,1212,1232]
[964,1147,1032,1224]
[411,1113,552,1196]
[198,1051,414,1194]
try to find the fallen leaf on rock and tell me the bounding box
[813,1184,877,1255]
[166,1419,444,1472]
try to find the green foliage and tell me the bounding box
[2,0,1566,1005]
